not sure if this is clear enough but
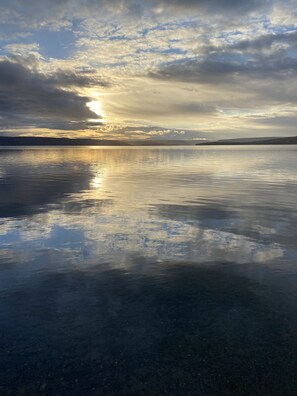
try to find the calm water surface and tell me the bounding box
[0,146,297,395]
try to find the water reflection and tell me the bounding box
[0,146,297,394]
[0,147,296,265]
[2,258,297,395]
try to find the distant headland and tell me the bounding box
[196,136,297,146]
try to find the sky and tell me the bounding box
[0,0,297,140]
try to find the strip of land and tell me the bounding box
[196,136,297,145]
[0,137,196,146]
[0,136,297,146]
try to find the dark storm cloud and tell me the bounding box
[0,59,103,130]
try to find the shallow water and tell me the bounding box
[0,146,297,395]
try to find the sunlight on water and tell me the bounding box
[0,146,297,395]
[0,146,296,268]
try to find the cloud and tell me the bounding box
[46,69,110,88]
[4,43,41,56]
[172,102,217,114]
[147,29,297,120]
[81,124,208,140]
[230,30,297,52]
[149,24,297,87]
[0,0,296,138]
[249,114,297,128]
[150,50,297,85]
[0,0,273,33]
[0,58,104,130]
[151,0,268,14]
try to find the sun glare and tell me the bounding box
[87,100,104,117]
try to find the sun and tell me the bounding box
[87,100,104,117]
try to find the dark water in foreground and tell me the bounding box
[0,146,297,395]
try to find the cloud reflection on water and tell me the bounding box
[1,146,297,395]
[0,146,296,269]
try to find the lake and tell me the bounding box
[1,146,297,395]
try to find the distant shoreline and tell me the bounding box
[196,136,297,146]
[0,137,196,147]
[0,136,296,147]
